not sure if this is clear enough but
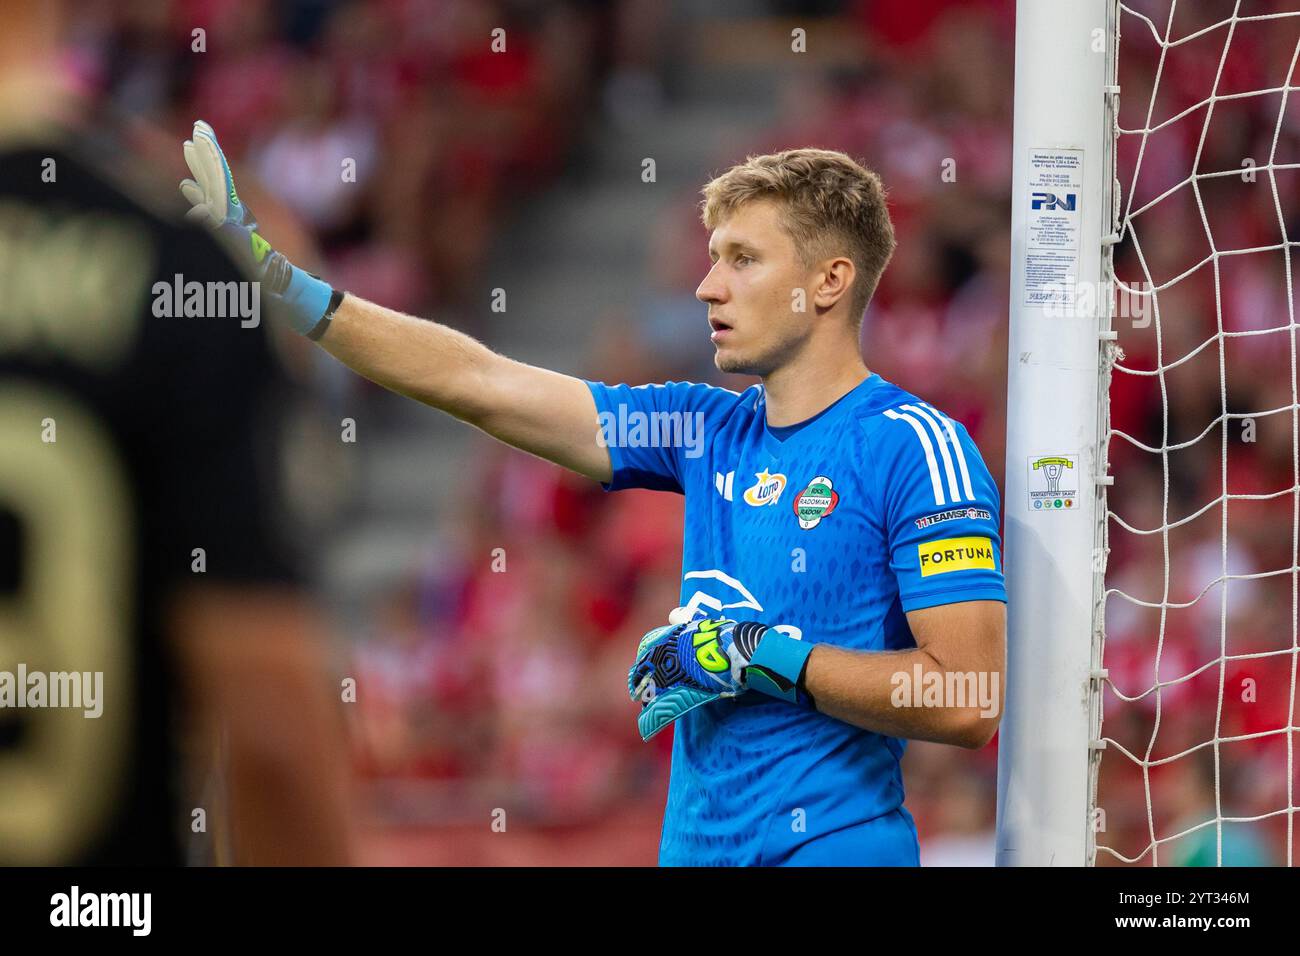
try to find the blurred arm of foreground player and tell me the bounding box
[170,587,355,866]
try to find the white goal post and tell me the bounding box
[998,0,1116,866]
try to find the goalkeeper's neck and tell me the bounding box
[761,333,873,429]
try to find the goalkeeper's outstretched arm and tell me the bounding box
[317,294,613,484]
[179,120,612,485]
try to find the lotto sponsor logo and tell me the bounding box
[743,469,787,507]
[918,536,995,577]
[914,507,991,530]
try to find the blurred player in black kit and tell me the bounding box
[0,0,352,865]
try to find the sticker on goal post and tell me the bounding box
[1027,454,1079,512]
[1023,148,1083,310]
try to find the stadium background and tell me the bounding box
[57,0,1295,864]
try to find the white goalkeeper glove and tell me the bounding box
[180,120,340,338]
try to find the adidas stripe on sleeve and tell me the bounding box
[874,403,1007,612]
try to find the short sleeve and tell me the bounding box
[869,403,1007,612]
[584,380,739,494]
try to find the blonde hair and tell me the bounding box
[700,148,896,322]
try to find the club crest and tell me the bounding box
[792,475,839,529]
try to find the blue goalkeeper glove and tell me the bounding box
[628,617,816,742]
[179,120,339,338]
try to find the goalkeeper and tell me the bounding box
[181,123,1006,866]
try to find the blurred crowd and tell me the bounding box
[67,0,1299,865]
[66,0,618,320]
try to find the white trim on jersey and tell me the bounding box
[714,470,734,501]
[882,408,945,506]
[883,405,977,506]
[920,401,975,501]
[901,404,960,503]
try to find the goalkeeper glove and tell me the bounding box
[179,120,339,339]
[719,619,817,710]
[628,617,816,742]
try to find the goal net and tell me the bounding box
[1094,0,1300,867]
[999,0,1299,866]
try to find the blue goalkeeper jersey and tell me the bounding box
[586,372,1007,866]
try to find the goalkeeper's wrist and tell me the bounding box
[739,624,817,710]
[265,256,340,339]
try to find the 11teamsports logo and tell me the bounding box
[792,475,839,529]
[914,507,991,530]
